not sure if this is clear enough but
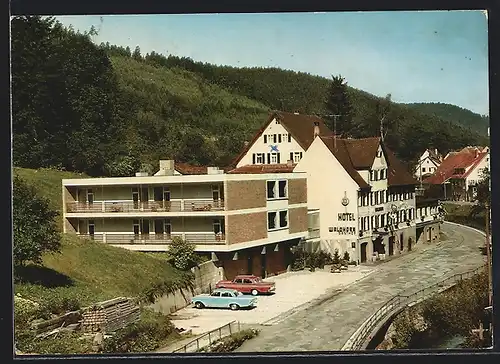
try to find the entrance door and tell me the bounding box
[400,233,404,251]
[140,219,150,240]
[247,254,253,275]
[361,243,367,263]
[389,236,395,256]
[408,238,412,252]
[141,187,149,209]
[154,219,164,240]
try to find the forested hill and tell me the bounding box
[405,102,489,136]
[11,16,488,178]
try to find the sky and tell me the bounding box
[55,11,489,115]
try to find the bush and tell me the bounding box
[167,237,201,270]
[332,249,341,264]
[290,250,333,271]
[13,175,61,268]
[16,330,94,355]
[199,328,260,353]
[102,308,179,353]
[343,251,350,262]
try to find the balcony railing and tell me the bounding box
[307,228,320,239]
[80,232,226,245]
[66,199,225,214]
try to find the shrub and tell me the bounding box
[332,249,341,264]
[199,328,260,353]
[343,251,350,262]
[102,308,178,353]
[167,237,201,270]
[290,250,333,271]
[13,175,61,268]
[16,330,94,355]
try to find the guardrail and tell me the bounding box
[342,265,485,351]
[66,199,225,213]
[172,320,241,353]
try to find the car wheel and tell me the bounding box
[230,303,239,311]
[251,289,258,296]
[195,301,205,309]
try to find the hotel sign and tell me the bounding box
[338,213,355,221]
[333,226,356,235]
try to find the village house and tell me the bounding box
[423,146,489,201]
[414,148,443,181]
[231,111,333,168]
[62,160,309,280]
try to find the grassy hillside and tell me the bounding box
[406,102,489,136]
[15,234,190,308]
[13,167,86,214]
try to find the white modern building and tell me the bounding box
[414,148,442,181]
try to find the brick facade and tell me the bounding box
[288,207,308,234]
[288,178,307,205]
[226,212,267,245]
[225,180,266,210]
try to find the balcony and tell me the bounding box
[66,199,225,214]
[79,232,226,245]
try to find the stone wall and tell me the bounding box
[149,260,225,314]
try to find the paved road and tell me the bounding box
[236,223,486,352]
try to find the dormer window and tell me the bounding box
[376,150,382,158]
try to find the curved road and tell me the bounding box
[236,223,486,352]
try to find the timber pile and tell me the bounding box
[81,297,140,333]
[31,310,82,334]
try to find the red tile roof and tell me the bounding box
[227,163,297,174]
[174,162,208,175]
[228,111,333,169]
[423,147,487,184]
[320,136,418,188]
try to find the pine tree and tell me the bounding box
[132,45,142,61]
[324,75,354,137]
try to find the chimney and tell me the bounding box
[155,159,175,176]
[313,121,320,139]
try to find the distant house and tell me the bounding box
[230,111,333,169]
[423,146,489,201]
[414,148,442,181]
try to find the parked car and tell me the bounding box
[215,274,276,296]
[191,288,257,310]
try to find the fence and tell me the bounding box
[172,321,241,353]
[343,265,485,351]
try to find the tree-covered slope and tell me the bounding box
[405,102,489,136]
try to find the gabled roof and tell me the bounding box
[227,163,297,174]
[319,136,418,188]
[423,148,487,184]
[228,111,333,168]
[320,137,371,189]
[426,148,443,164]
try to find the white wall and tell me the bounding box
[295,137,360,256]
[466,153,490,187]
[237,117,306,167]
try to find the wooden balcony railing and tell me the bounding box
[80,232,226,245]
[66,199,225,214]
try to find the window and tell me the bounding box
[422,167,426,173]
[87,189,94,205]
[264,135,268,144]
[375,192,379,205]
[381,214,386,226]
[273,134,277,143]
[267,181,276,199]
[370,171,374,181]
[370,193,374,205]
[376,150,382,158]
[211,291,221,297]
[132,187,139,209]
[278,180,287,198]
[222,292,232,297]
[164,219,172,236]
[271,153,279,163]
[279,210,288,228]
[243,279,252,284]
[293,152,303,163]
[88,220,95,237]
[278,134,282,143]
[288,134,292,142]
[268,212,277,230]
[380,190,385,204]
[133,220,140,235]
[234,278,243,283]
